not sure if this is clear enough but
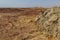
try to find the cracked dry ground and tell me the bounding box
[0,13,42,40]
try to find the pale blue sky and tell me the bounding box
[0,0,60,8]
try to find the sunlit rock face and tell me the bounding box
[36,7,60,40]
[0,7,60,40]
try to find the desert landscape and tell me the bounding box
[0,7,60,40]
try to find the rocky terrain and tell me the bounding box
[0,7,60,40]
[36,7,60,40]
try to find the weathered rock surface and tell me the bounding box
[36,7,60,40]
[0,8,46,40]
[0,7,60,40]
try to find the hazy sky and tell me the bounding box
[0,0,60,8]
